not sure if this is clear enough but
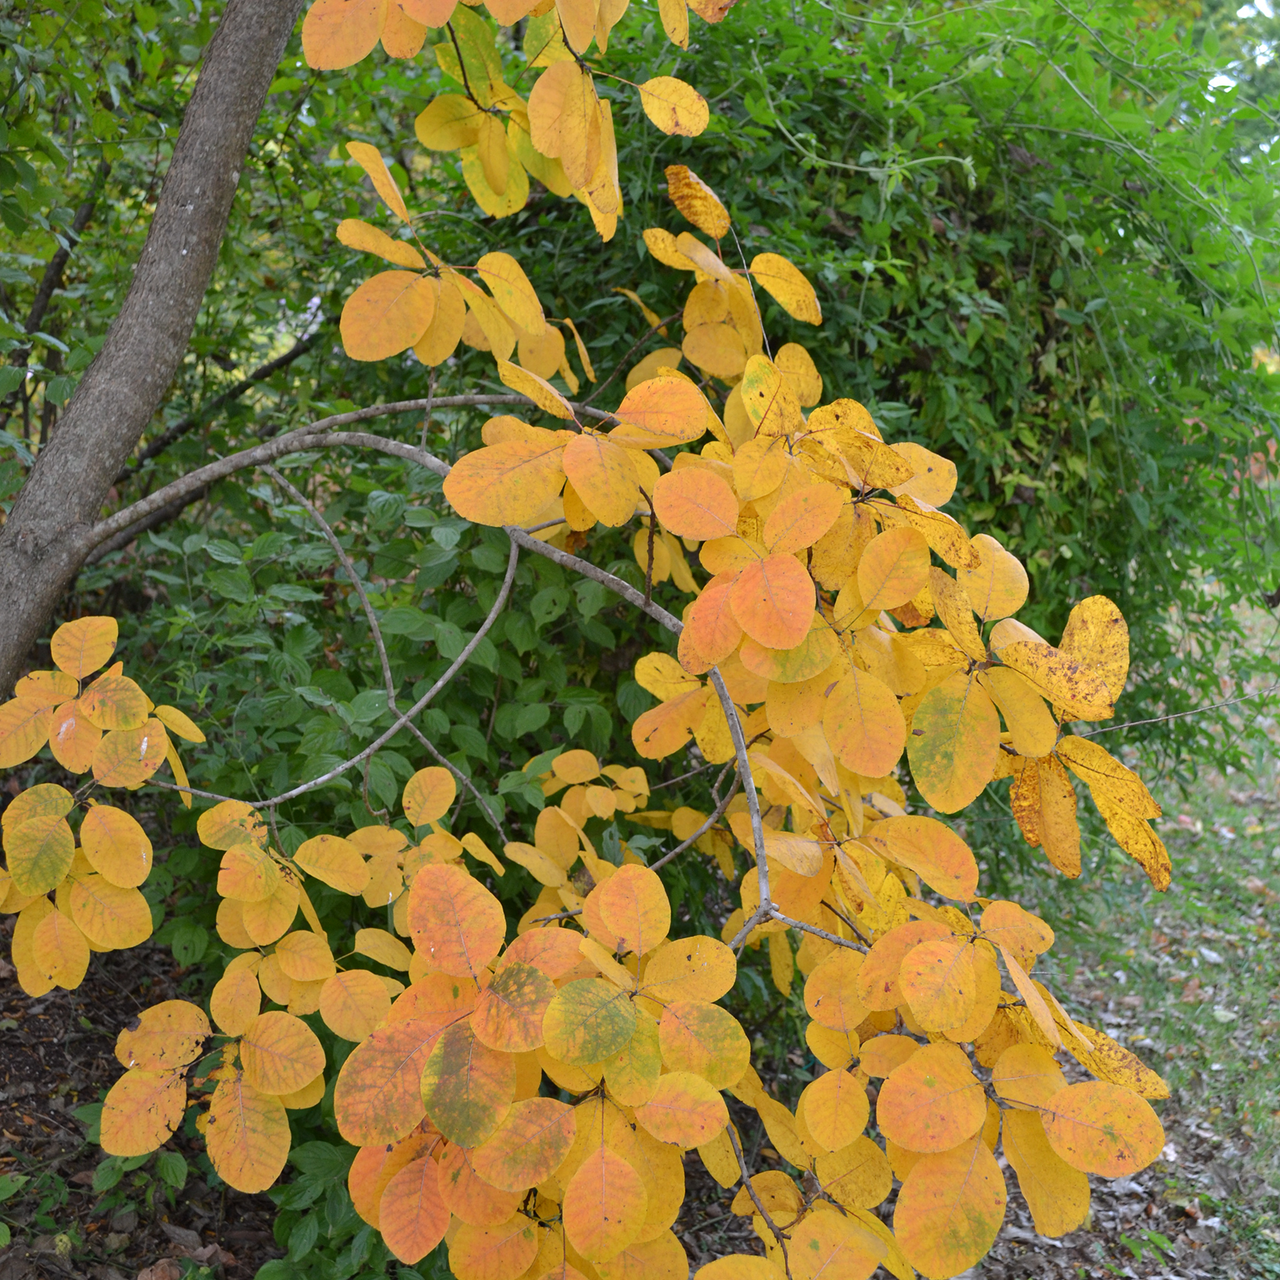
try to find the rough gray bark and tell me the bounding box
[0,0,308,694]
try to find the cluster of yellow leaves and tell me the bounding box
[303,0,719,230]
[0,617,204,997]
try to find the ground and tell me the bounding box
[1,690,1279,1279]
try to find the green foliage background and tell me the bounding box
[3,0,1280,1270]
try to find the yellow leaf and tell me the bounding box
[656,0,688,46]
[477,251,545,335]
[206,1073,291,1193]
[981,668,1057,758]
[639,78,709,135]
[415,92,485,150]
[682,323,746,379]
[80,803,153,888]
[295,833,371,894]
[906,672,1001,813]
[750,252,821,324]
[68,875,151,951]
[50,615,118,679]
[1010,755,1080,876]
[210,967,261,1037]
[303,0,389,70]
[642,227,698,271]
[346,140,411,220]
[1058,595,1129,707]
[0,697,52,768]
[100,1069,188,1157]
[414,274,467,366]
[31,907,90,987]
[321,969,393,1041]
[1001,1109,1089,1237]
[888,441,958,507]
[497,358,574,419]
[676,231,731,281]
[556,0,599,52]
[241,1010,327,1096]
[4,813,74,895]
[336,218,426,269]
[341,271,436,362]
[998,641,1114,721]
[956,533,1028,621]
[528,60,600,189]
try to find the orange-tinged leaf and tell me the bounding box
[197,799,268,850]
[218,842,280,902]
[876,1042,986,1154]
[681,579,743,671]
[894,1137,1007,1280]
[594,863,669,956]
[634,1070,728,1147]
[100,1069,187,1157]
[642,935,737,1004]
[321,969,393,1041]
[639,77,709,136]
[822,668,905,777]
[611,376,709,449]
[350,1128,439,1230]
[788,1210,884,1280]
[730,553,814,649]
[477,252,544,334]
[657,1000,749,1089]
[48,701,102,772]
[816,1136,893,1211]
[762,483,843,555]
[303,0,388,69]
[683,322,746,379]
[749,252,821,324]
[1040,1081,1164,1176]
[68,875,151,951]
[982,667,1057,757]
[1068,1023,1170,1100]
[334,1018,440,1144]
[899,939,977,1032]
[80,804,153,888]
[563,433,640,527]
[78,674,148,730]
[4,813,74,894]
[14,669,78,707]
[855,527,931,619]
[695,1260,786,1280]
[664,164,730,238]
[861,815,979,901]
[998,945,1063,1048]
[1001,1108,1089,1237]
[798,1069,870,1153]
[408,863,506,978]
[732,433,789,500]
[115,1000,210,1071]
[0,698,52,768]
[294,833,370,894]
[543,977,636,1065]
[471,959,555,1052]
[991,1044,1067,1109]
[379,1153,451,1264]
[470,1096,576,1192]
[31,907,89,987]
[92,719,168,788]
[420,1021,515,1146]
[803,949,869,1035]
[528,59,600,188]
[652,468,738,540]
[596,1230,686,1280]
[444,436,567,527]
[855,921,950,1012]
[242,876,300,945]
[563,1144,647,1262]
[907,672,1001,813]
[403,766,456,826]
[346,139,411,220]
[437,1141,521,1227]
[956,533,1028,621]
[206,1073,291,1194]
[631,687,709,759]
[240,1010,326,1096]
[341,271,435,361]
[980,901,1053,967]
[449,1213,541,1280]
[211,967,262,1037]
[1011,755,1081,876]
[50,616,118,679]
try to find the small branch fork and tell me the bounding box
[727,1123,793,1279]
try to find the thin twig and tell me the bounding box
[1078,681,1280,737]
[581,312,682,409]
[726,1124,793,1278]
[650,761,718,791]
[769,910,867,954]
[650,768,741,872]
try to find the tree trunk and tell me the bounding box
[0,0,308,694]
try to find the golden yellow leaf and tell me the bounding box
[0,697,52,768]
[656,0,688,46]
[346,139,411,220]
[336,218,426,268]
[1059,595,1129,707]
[241,1010,327,1096]
[50,616,118,679]
[68,875,151,951]
[956,533,1028,621]
[1001,1109,1089,1237]
[638,78,709,136]
[528,60,600,189]
[206,1073,291,1193]
[302,0,388,70]
[750,252,821,324]
[100,1069,188,1157]
[477,252,545,335]
[341,271,436,362]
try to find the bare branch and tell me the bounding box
[650,765,740,872]
[727,1123,793,1278]
[769,910,867,953]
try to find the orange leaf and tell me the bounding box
[787,1210,883,1280]
[980,901,1054,967]
[437,1140,521,1226]
[997,945,1062,1049]
[80,804,153,888]
[897,938,977,1032]
[14,669,78,707]
[240,1010,326,1096]
[408,863,506,978]
[303,0,388,69]
[821,668,905,777]
[876,1042,986,1154]
[100,1069,187,1157]
[443,436,567,527]
[91,719,169,789]
[633,1070,728,1147]
[471,1096,577,1192]
[854,921,950,1012]
[48,700,101,773]
[206,1073,291,1194]
[652,468,739,540]
[471,960,556,1052]
[893,1136,1007,1279]
[730,554,814,649]
[1040,1081,1164,1176]
[563,1144,648,1262]
[334,1019,440,1145]
[762,483,843,555]
[448,1214,541,1280]
[321,969,393,1042]
[341,271,435,361]
[379,1154,451,1264]
[420,1021,515,1146]
[593,863,670,956]
[991,1044,1067,1109]
[657,1000,749,1089]
[680,579,743,670]
[563,433,641,527]
[50,616,118,679]
[610,376,709,449]
[860,815,979,901]
[349,1128,438,1230]
[907,672,1001,813]
[631,687,710,759]
[803,948,869,1035]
